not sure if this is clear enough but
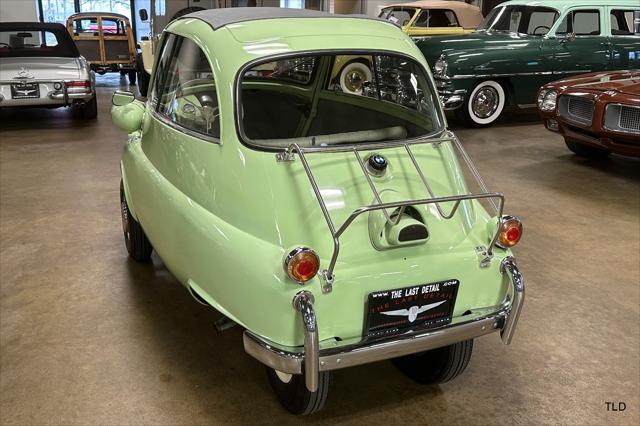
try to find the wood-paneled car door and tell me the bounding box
[607,7,640,69]
[141,32,222,261]
[551,8,612,76]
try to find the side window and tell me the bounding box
[152,34,220,139]
[558,10,601,35]
[73,19,98,36]
[414,10,459,28]
[527,11,558,35]
[610,10,640,35]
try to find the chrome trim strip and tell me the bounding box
[437,69,591,81]
[243,257,525,375]
[150,109,220,144]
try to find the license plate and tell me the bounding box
[365,279,459,337]
[11,82,40,99]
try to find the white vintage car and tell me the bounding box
[0,22,97,118]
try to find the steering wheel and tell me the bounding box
[533,25,551,35]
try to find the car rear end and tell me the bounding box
[0,23,94,109]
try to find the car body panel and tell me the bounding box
[117,13,516,348]
[416,0,640,110]
[538,70,640,156]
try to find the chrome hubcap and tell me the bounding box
[472,87,499,118]
[345,70,366,93]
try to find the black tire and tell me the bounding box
[136,52,150,97]
[120,181,152,262]
[266,367,332,415]
[128,70,137,86]
[456,80,506,128]
[565,139,611,160]
[78,93,98,119]
[393,339,473,384]
[170,6,205,21]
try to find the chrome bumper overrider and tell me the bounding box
[244,256,525,392]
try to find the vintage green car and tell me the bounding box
[415,0,640,126]
[111,8,525,415]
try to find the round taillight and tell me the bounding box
[497,216,523,248]
[284,247,320,284]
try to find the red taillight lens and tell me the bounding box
[65,80,91,88]
[497,216,523,248]
[284,247,320,284]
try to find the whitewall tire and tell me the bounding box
[339,61,372,95]
[459,80,506,127]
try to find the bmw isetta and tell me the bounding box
[111,8,525,415]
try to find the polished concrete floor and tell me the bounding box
[1,75,639,425]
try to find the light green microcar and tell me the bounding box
[111,7,525,415]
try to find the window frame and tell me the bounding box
[233,49,446,153]
[554,8,603,37]
[149,32,221,144]
[608,8,640,37]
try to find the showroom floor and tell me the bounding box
[1,75,638,425]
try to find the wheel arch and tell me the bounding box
[120,162,139,221]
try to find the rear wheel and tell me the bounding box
[456,80,506,127]
[127,70,137,86]
[120,181,152,262]
[266,367,332,415]
[393,339,473,384]
[565,139,611,160]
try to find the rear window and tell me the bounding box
[238,52,443,149]
[413,9,459,28]
[610,9,640,35]
[0,29,77,57]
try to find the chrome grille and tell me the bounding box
[604,104,640,134]
[619,106,640,132]
[567,97,594,122]
[558,95,594,125]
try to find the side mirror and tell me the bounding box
[139,9,149,22]
[111,90,145,133]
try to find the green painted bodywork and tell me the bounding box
[416,0,640,107]
[115,16,515,348]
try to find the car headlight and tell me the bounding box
[434,55,448,76]
[537,89,557,112]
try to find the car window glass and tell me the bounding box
[381,7,415,26]
[478,6,558,35]
[101,18,126,35]
[0,29,79,58]
[239,53,442,148]
[610,10,640,35]
[414,10,460,28]
[73,19,98,35]
[558,10,601,35]
[243,57,317,85]
[153,34,220,140]
[527,11,557,35]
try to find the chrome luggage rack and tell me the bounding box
[276,131,505,293]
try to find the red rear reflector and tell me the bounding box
[284,248,320,284]
[65,80,91,88]
[498,216,523,248]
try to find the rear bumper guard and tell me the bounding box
[244,256,525,392]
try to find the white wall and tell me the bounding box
[0,0,39,22]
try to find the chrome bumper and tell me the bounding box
[244,256,525,392]
[439,90,466,110]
